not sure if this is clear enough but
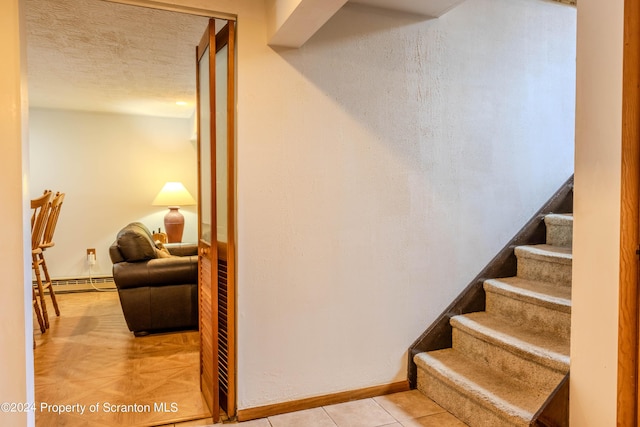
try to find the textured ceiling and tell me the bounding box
[25,0,210,118]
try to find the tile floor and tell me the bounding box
[166,390,467,427]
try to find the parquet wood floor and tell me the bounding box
[34,291,210,427]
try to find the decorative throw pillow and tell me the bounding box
[155,242,172,258]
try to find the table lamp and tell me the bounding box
[152,182,196,243]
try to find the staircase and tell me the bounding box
[414,212,572,427]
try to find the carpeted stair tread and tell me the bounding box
[414,349,547,425]
[451,312,569,373]
[484,277,571,313]
[514,244,572,264]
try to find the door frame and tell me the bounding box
[216,21,237,419]
[618,0,640,424]
[103,0,235,20]
[108,0,238,421]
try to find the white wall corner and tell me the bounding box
[348,0,466,18]
[1,0,33,425]
[266,0,348,48]
[189,109,197,142]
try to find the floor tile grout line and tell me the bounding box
[318,405,338,426]
[317,397,401,427]
[371,396,401,424]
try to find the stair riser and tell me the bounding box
[452,328,567,392]
[517,258,571,287]
[416,368,529,427]
[546,223,572,248]
[485,291,571,340]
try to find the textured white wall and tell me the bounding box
[29,109,198,278]
[235,0,576,408]
[12,0,578,416]
[571,0,624,425]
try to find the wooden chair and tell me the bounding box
[152,231,168,244]
[36,191,65,320]
[33,287,45,334]
[31,190,52,330]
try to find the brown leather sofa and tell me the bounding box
[109,222,198,335]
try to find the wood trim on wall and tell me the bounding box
[101,0,237,20]
[236,381,410,422]
[618,0,640,424]
[225,19,237,419]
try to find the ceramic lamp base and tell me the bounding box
[164,206,184,243]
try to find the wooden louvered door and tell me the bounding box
[196,18,236,422]
[217,241,232,415]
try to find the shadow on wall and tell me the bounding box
[273,3,434,173]
[259,0,577,320]
[272,0,576,182]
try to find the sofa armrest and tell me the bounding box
[164,243,198,257]
[113,256,198,289]
[109,242,125,264]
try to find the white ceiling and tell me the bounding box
[25,0,210,118]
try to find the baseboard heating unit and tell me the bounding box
[34,276,116,293]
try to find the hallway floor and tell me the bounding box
[169,389,468,426]
[34,290,208,426]
[34,291,466,427]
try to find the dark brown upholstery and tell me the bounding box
[115,222,157,262]
[109,222,198,334]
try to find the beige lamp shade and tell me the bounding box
[152,182,196,243]
[152,182,196,207]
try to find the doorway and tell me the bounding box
[25,0,237,423]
